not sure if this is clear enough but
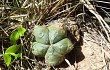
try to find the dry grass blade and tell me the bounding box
[80,0,110,42]
[102,48,110,59]
[50,0,65,14]
[102,48,108,70]
[0,26,9,36]
[65,59,75,70]
[1,0,110,70]
[21,0,28,8]
[94,0,110,4]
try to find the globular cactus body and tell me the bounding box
[32,23,74,66]
[33,26,49,44]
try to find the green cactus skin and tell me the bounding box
[32,42,49,57]
[48,24,67,44]
[33,26,49,44]
[53,38,73,55]
[45,47,64,66]
[32,24,74,66]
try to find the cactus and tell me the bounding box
[33,26,49,44]
[32,23,74,66]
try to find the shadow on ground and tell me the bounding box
[56,30,85,68]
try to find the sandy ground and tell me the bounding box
[38,19,106,70]
[77,33,104,70]
[0,19,106,70]
[57,32,105,70]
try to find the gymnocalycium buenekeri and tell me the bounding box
[32,23,74,66]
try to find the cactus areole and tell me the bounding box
[32,23,74,66]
